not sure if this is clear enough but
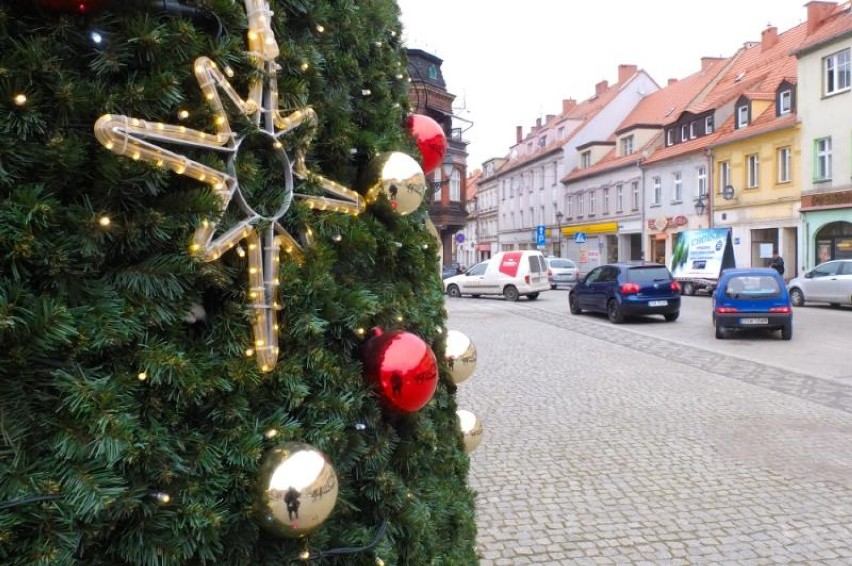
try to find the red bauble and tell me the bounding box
[362,328,439,414]
[406,114,447,175]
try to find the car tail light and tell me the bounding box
[770,306,791,313]
[670,281,680,293]
[547,269,552,277]
[525,275,530,284]
[716,306,739,313]
[620,282,640,294]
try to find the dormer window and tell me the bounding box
[689,122,698,139]
[704,116,713,134]
[620,135,635,156]
[736,104,750,128]
[779,89,792,115]
[680,124,688,141]
[581,150,591,168]
[666,129,674,146]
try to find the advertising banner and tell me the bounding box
[670,228,732,279]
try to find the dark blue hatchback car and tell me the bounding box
[712,268,792,340]
[569,263,681,323]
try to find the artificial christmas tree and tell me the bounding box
[0,1,477,564]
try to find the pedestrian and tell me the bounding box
[769,251,785,276]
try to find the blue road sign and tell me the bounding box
[574,232,587,244]
[536,225,546,247]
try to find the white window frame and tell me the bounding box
[566,195,573,218]
[588,190,596,215]
[747,154,760,188]
[777,146,791,183]
[697,165,707,198]
[616,184,624,212]
[689,122,698,139]
[581,151,591,168]
[673,172,683,202]
[680,124,688,141]
[737,105,749,128]
[823,48,851,96]
[704,116,713,134]
[666,129,674,146]
[815,137,832,180]
[718,161,731,193]
[603,187,610,214]
[449,169,461,201]
[779,90,792,114]
[620,135,634,156]
[576,193,584,216]
[652,177,662,205]
[433,170,442,201]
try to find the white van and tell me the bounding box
[443,250,550,301]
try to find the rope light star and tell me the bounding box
[94,0,365,372]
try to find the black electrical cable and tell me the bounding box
[301,518,389,560]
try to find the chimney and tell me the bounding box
[595,80,609,96]
[562,98,577,114]
[618,64,638,83]
[668,78,678,86]
[761,26,778,51]
[516,125,523,143]
[807,1,836,34]
[546,114,555,123]
[701,56,724,71]
[535,117,542,129]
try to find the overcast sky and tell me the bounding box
[397,0,811,170]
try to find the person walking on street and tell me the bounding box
[770,251,785,277]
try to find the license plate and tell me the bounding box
[740,317,769,325]
[648,300,668,307]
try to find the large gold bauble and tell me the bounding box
[445,329,477,384]
[256,443,338,538]
[456,409,483,453]
[364,151,426,215]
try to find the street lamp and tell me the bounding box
[694,194,707,216]
[430,155,456,191]
[555,211,563,257]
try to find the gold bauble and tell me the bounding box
[456,409,483,453]
[256,443,338,538]
[445,329,477,384]
[364,151,426,215]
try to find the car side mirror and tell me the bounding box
[804,271,812,279]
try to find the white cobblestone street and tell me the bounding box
[449,295,852,565]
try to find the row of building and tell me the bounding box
[425,1,850,277]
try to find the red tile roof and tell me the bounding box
[794,2,852,55]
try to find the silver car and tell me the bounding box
[787,259,852,307]
[546,257,580,289]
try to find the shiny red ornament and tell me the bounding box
[362,328,439,414]
[406,114,447,175]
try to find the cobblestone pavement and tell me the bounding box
[448,299,852,565]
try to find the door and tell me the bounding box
[575,266,603,309]
[803,261,841,302]
[592,266,620,310]
[461,261,488,294]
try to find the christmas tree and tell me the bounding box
[0,1,477,564]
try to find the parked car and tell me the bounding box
[442,265,459,279]
[568,263,681,323]
[546,257,580,289]
[443,250,550,301]
[712,268,792,340]
[786,259,852,307]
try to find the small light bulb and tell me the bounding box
[138,372,147,381]
[396,315,404,322]
[245,348,254,357]
[300,62,309,71]
[376,559,385,566]
[236,246,246,258]
[355,423,367,431]
[436,327,443,334]
[332,233,342,242]
[374,41,382,47]
[90,31,103,44]
[395,73,403,80]
[98,216,111,226]
[356,327,366,336]
[154,492,171,505]
[177,109,189,120]
[265,428,279,439]
[315,24,325,33]
[224,66,234,77]
[13,94,26,106]
[361,89,371,96]
[300,550,311,561]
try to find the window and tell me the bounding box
[815,137,832,180]
[747,154,759,188]
[631,181,639,210]
[501,180,506,200]
[519,210,524,228]
[697,165,707,197]
[558,127,565,139]
[777,146,791,183]
[681,124,688,141]
[704,116,713,134]
[673,172,682,202]
[824,48,851,96]
[603,187,610,214]
[718,161,731,193]
[666,129,674,146]
[616,184,624,212]
[581,151,591,168]
[689,122,698,139]
[566,195,573,217]
[448,170,460,201]
[779,90,792,114]
[433,170,441,201]
[576,193,584,216]
[538,167,545,190]
[620,135,634,156]
[737,105,749,128]
[551,162,558,186]
[652,177,662,205]
[588,190,596,215]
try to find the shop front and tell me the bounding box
[800,190,852,270]
[646,214,690,265]
[559,221,618,273]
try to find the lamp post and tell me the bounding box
[555,211,563,257]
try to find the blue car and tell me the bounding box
[712,268,792,340]
[569,263,681,323]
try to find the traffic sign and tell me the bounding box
[536,225,546,247]
[574,232,587,244]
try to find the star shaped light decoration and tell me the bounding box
[94,0,365,372]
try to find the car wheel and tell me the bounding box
[569,294,582,315]
[550,284,557,290]
[664,311,680,322]
[607,300,624,324]
[471,294,480,298]
[682,282,695,296]
[789,287,804,307]
[830,303,840,308]
[781,323,793,340]
[715,323,725,340]
[446,284,461,298]
[503,285,519,302]
[527,292,540,300]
